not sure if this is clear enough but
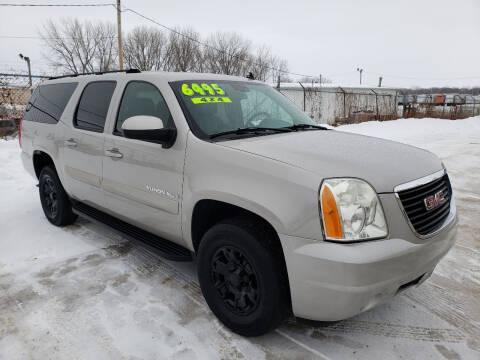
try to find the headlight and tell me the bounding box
[319,178,388,242]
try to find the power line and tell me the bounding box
[0,3,114,7]
[0,36,49,39]
[0,35,118,40]
[13,3,477,82]
[1,2,317,79]
[2,3,480,83]
[123,7,315,79]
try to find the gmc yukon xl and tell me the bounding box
[20,70,457,336]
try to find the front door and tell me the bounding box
[102,81,184,243]
[60,81,116,208]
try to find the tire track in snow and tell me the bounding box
[95,226,325,359]
[284,318,464,343]
[70,220,469,355]
[115,237,466,344]
[405,281,480,350]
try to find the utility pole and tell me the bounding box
[116,0,124,70]
[319,74,322,85]
[378,76,383,87]
[18,53,32,88]
[356,67,363,85]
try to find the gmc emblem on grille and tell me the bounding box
[424,190,446,211]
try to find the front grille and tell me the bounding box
[397,173,452,236]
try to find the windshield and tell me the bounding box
[171,80,317,139]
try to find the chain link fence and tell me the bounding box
[0,73,49,138]
[279,84,480,125]
[1,73,479,139]
[278,85,399,125]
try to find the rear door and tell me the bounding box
[102,80,184,243]
[59,81,116,208]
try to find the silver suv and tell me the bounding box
[20,70,457,336]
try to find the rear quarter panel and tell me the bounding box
[21,119,60,179]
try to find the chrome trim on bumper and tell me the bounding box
[393,169,456,239]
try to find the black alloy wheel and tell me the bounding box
[197,217,290,336]
[39,166,77,226]
[42,174,58,219]
[211,245,260,316]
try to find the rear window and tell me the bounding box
[74,81,116,132]
[23,82,78,124]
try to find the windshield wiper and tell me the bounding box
[209,127,292,139]
[284,124,330,131]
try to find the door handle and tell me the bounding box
[64,139,77,147]
[105,148,123,159]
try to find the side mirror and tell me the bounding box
[121,115,176,148]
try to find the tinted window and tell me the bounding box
[23,82,78,124]
[116,81,173,134]
[75,81,116,132]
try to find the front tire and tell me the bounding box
[197,217,290,336]
[39,166,77,226]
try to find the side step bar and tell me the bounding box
[72,200,193,262]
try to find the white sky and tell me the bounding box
[0,0,479,88]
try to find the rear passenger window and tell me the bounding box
[23,82,78,124]
[74,81,116,132]
[115,81,173,135]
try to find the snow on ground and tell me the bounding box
[1,117,479,359]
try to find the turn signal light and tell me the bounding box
[320,184,343,239]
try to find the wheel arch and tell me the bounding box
[192,199,293,319]
[190,198,284,253]
[33,150,56,179]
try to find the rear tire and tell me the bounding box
[197,217,290,336]
[39,166,77,226]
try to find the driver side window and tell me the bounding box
[240,89,293,126]
[115,81,172,135]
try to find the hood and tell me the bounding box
[219,130,443,193]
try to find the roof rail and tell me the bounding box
[48,68,141,80]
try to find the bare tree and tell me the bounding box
[40,19,117,74]
[40,19,290,81]
[166,27,202,72]
[124,26,170,71]
[248,45,274,82]
[270,57,291,82]
[204,32,251,76]
[94,22,118,72]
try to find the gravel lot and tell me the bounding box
[1,117,479,359]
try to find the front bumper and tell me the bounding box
[279,199,457,321]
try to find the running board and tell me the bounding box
[71,200,193,262]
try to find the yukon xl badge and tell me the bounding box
[146,185,175,200]
[424,190,446,211]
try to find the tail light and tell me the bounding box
[18,117,22,148]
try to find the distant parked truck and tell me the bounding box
[433,94,446,105]
[399,93,479,119]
